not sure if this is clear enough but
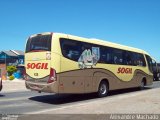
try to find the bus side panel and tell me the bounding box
[136,72,153,86]
[84,77,93,93]
[57,68,152,94]
[58,67,96,94]
[58,76,85,93]
[58,76,94,94]
[51,52,61,73]
[93,69,153,91]
[146,76,153,85]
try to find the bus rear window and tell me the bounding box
[25,35,52,53]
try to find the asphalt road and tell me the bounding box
[0,81,160,114]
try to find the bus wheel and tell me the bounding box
[98,81,109,97]
[140,80,145,90]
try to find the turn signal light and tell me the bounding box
[48,68,56,83]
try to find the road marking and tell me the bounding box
[26,88,160,114]
[0,102,35,109]
[2,89,29,93]
[0,96,29,102]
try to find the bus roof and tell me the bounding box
[90,38,149,55]
[29,32,150,56]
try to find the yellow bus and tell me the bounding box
[25,32,153,97]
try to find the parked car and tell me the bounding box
[0,77,2,91]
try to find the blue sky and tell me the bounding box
[0,0,160,61]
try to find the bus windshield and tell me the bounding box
[25,35,52,53]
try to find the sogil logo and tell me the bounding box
[27,63,48,69]
[117,67,132,74]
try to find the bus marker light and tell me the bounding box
[60,84,63,87]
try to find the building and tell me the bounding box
[0,50,24,80]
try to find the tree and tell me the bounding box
[7,66,17,76]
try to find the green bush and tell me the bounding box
[7,66,17,76]
[9,75,15,80]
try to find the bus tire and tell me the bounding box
[140,79,145,90]
[97,81,109,98]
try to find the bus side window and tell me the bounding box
[152,59,157,73]
[60,38,82,61]
[106,53,112,64]
[123,51,132,65]
[137,54,146,66]
[114,56,118,64]
[146,55,153,73]
[131,52,146,67]
[112,49,123,65]
[100,47,113,64]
